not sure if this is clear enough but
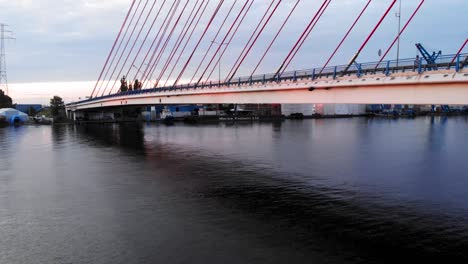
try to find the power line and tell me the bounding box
[0,23,15,97]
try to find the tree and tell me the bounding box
[0,89,12,108]
[50,96,65,118]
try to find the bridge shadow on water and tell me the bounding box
[75,121,468,263]
[74,123,147,154]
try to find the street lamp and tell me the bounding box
[396,0,402,68]
[211,41,229,116]
[211,41,229,84]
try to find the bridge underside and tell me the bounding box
[69,82,468,112]
[128,83,467,105]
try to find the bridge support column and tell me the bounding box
[456,54,460,72]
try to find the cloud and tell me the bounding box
[8,81,95,105]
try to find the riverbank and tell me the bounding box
[70,110,468,125]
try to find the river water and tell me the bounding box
[1,117,468,263]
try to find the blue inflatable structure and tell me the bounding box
[0,108,29,125]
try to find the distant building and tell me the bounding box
[282,104,316,116]
[15,104,43,115]
[315,104,366,116]
[238,104,282,116]
[282,104,366,116]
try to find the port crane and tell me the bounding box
[415,43,442,64]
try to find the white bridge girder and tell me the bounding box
[67,70,468,112]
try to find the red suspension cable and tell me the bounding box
[203,0,255,84]
[145,0,191,88]
[189,0,239,84]
[274,0,330,77]
[319,0,372,75]
[155,0,202,87]
[97,0,143,96]
[376,0,425,68]
[132,0,176,86]
[343,0,397,72]
[108,0,155,94]
[123,0,165,81]
[91,0,136,98]
[280,0,332,75]
[250,0,301,77]
[141,0,183,87]
[101,0,146,95]
[225,0,277,82]
[102,0,147,95]
[125,0,161,80]
[162,0,211,87]
[173,0,225,86]
[227,0,283,82]
[135,0,180,91]
[451,38,468,64]
[195,0,252,85]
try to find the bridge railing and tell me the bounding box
[70,53,467,106]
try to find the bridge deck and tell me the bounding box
[68,53,468,108]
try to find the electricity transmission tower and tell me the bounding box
[0,23,14,96]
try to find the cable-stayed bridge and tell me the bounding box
[66,0,468,114]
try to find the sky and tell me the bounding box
[0,0,466,104]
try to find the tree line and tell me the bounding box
[0,89,12,108]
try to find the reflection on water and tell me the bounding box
[1,117,468,263]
